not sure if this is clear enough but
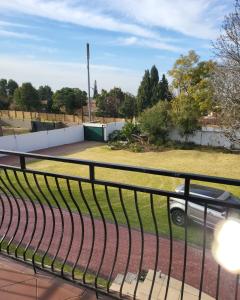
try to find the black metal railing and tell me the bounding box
[0,150,239,300]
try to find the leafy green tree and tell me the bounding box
[172,94,201,137]
[119,93,136,120]
[168,50,200,93]
[13,83,40,111]
[38,85,53,111]
[139,101,172,143]
[169,51,215,114]
[96,87,125,117]
[150,65,160,105]
[137,70,151,113]
[93,80,98,99]
[7,79,18,98]
[159,74,172,101]
[0,79,8,109]
[53,88,87,114]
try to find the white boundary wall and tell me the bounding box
[169,127,240,150]
[0,125,84,154]
[104,122,125,141]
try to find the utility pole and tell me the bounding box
[86,43,91,122]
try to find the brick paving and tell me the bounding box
[0,255,100,299]
[0,196,238,300]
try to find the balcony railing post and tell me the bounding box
[89,164,95,181]
[20,156,26,170]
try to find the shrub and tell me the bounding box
[121,122,141,142]
[108,130,123,142]
[139,101,172,143]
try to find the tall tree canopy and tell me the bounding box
[38,85,53,111]
[13,83,40,111]
[137,66,172,114]
[169,50,215,114]
[52,88,87,114]
[7,79,18,98]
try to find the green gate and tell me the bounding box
[84,125,105,141]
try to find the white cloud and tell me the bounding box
[0,29,43,40]
[0,55,142,94]
[0,0,158,39]
[101,0,228,39]
[0,0,229,41]
[118,36,183,52]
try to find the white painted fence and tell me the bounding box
[0,125,84,154]
[169,127,240,150]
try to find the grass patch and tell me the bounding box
[1,144,239,247]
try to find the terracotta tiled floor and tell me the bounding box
[0,256,99,300]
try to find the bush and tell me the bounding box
[121,122,141,142]
[108,130,123,142]
[139,101,172,143]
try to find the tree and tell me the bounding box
[0,79,8,109]
[7,79,18,98]
[53,88,87,114]
[38,85,53,111]
[168,51,215,114]
[96,87,125,117]
[119,93,136,120]
[159,74,172,101]
[13,83,40,111]
[137,70,151,113]
[150,65,160,105]
[169,50,200,93]
[93,80,98,99]
[139,101,172,143]
[212,0,240,145]
[172,94,201,137]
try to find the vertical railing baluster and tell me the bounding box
[92,183,107,296]
[0,186,13,251]
[55,178,75,276]
[199,202,207,300]
[149,193,159,300]
[180,178,190,300]
[0,172,21,256]
[24,173,47,273]
[44,176,64,272]
[32,174,55,268]
[79,181,95,284]
[119,188,132,298]
[133,190,144,300]
[105,185,119,293]
[165,196,173,300]
[67,179,85,280]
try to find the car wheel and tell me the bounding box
[171,209,186,226]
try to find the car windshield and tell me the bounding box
[177,184,224,199]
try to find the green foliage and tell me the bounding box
[137,70,151,113]
[159,74,172,101]
[168,50,215,114]
[52,88,87,114]
[137,66,172,114]
[96,87,131,118]
[121,122,140,142]
[13,82,40,111]
[172,94,201,136]
[119,93,136,119]
[139,101,172,143]
[7,79,18,97]
[108,130,123,142]
[38,85,53,112]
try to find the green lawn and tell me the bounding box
[1,143,240,247]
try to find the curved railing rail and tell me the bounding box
[0,150,239,299]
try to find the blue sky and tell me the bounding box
[0,0,234,94]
